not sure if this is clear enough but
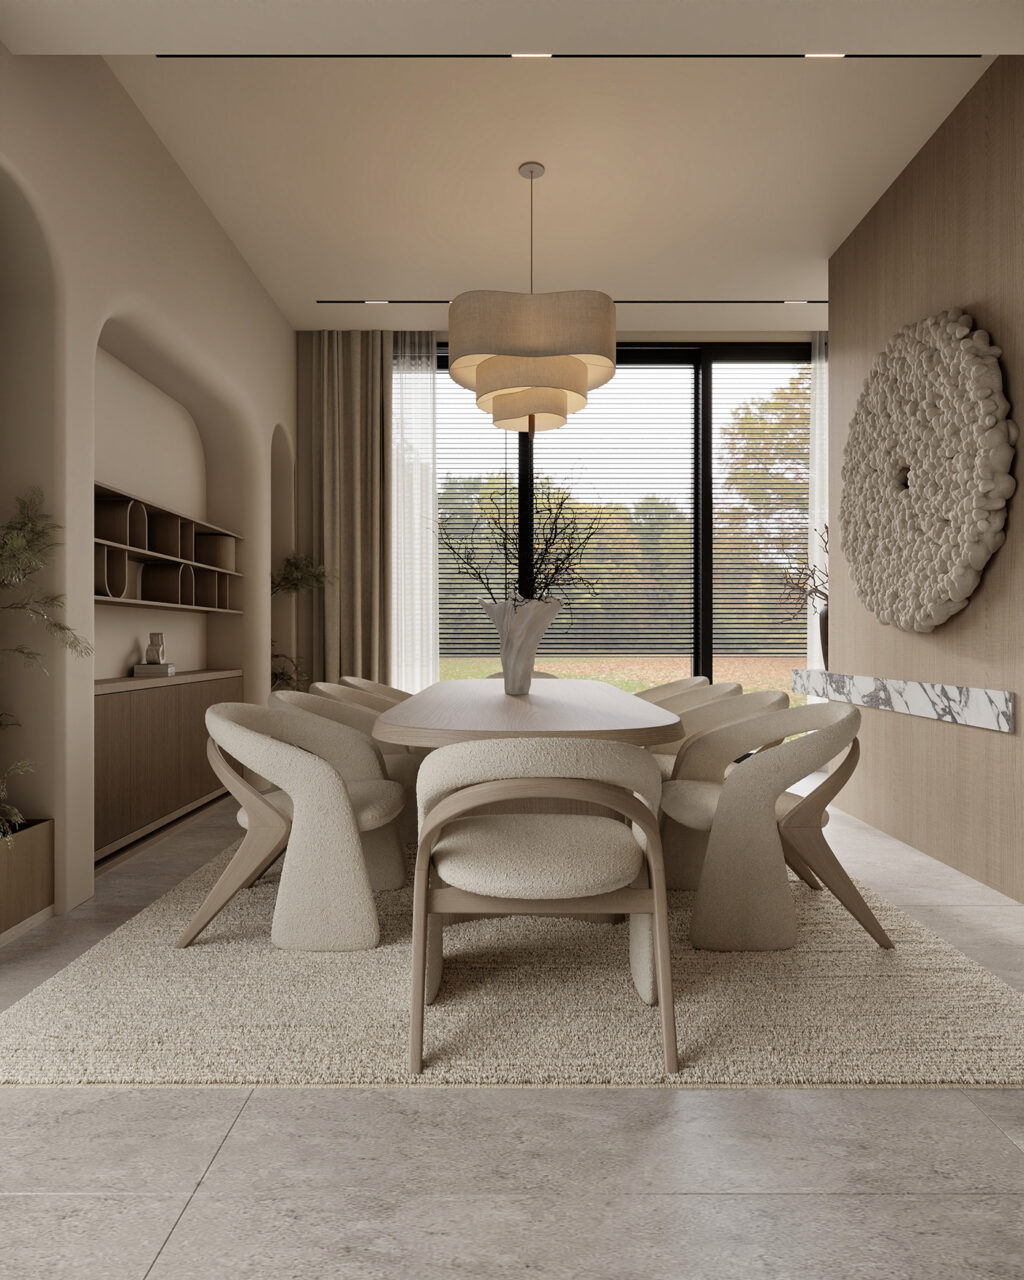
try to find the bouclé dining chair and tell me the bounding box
[642,682,742,759]
[270,688,421,846]
[409,737,678,1076]
[176,703,405,951]
[310,680,396,713]
[651,688,789,784]
[635,675,709,704]
[340,676,412,704]
[661,703,892,951]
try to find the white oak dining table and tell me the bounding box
[372,677,681,749]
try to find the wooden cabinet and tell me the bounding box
[94,670,243,859]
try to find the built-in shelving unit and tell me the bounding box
[94,484,242,614]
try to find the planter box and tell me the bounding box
[0,818,54,935]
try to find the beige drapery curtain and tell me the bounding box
[309,330,394,682]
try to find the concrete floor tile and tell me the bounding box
[968,1090,1024,1153]
[0,1087,250,1194]
[147,1190,1024,1280]
[0,1193,187,1280]
[199,1085,1024,1198]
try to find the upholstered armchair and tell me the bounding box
[661,703,892,951]
[409,737,677,1075]
[270,688,421,845]
[176,703,405,951]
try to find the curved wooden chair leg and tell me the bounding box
[409,851,431,1074]
[783,826,893,949]
[783,841,823,890]
[649,852,679,1074]
[176,817,288,947]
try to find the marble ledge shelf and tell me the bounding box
[792,669,1014,734]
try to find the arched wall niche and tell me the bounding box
[0,166,61,835]
[96,308,273,697]
[270,422,297,667]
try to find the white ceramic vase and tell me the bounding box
[480,596,561,696]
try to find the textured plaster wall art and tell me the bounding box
[792,669,1013,734]
[839,309,1016,632]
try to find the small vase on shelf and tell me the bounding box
[480,596,561,696]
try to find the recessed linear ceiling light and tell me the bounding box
[804,52,846,58]
[363,299,389,304]
[784,299,809,304]
[511,52,553,58]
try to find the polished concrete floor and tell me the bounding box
[1,797,1023,1279]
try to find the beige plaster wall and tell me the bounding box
[0,50,295,910]
[829,56,1024,903]
[94,349,207,678]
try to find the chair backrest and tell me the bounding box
[340,676,411,703]
[310,681,394,712]
[680,702,860,794]
[669,689,789,778]
[486,670,557,679]
[268,690,388,768]
[635,675,709,704]
[416,736,663,826]
[207,702,384,787]
[680,688,789,739]
[645,682,742,751]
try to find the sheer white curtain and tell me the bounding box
[390,332,439,691]
[808,331,829,669]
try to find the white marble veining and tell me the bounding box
[793,670,1014,734]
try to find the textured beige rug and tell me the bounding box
[1,845,1023,1087]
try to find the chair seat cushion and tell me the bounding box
[236,779,405,833]
[660,781,829,831]
[432,814,644,899]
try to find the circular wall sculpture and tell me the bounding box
[839,309,1017,632]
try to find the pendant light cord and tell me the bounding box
[529,173,534,294]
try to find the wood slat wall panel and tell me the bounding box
[828,56,1024,903]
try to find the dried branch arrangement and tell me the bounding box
[438,480,604,606]
[778,525,829,620]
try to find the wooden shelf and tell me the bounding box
[96,668,243,695]
[95,539,243,577]
[94,483,243,612]
[93,595,242,616]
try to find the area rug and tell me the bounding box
[1,845,1023,1087]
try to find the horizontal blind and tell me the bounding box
[711,361,811,655]
[436,363,695,656]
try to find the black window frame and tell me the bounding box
[436,338,811,680]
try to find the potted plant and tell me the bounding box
[438,479,603,694]
[779,525,829,669]
[1,489,91,934]
[269,554,328,691]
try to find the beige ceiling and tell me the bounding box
[104,54,992,331]
[4,1,1014,334]
[2,0,1022,55]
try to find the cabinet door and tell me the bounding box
[130,685,182,831]
[95,692,134,852]
[179,677,242,805]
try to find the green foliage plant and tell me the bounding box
[1,488,92,840]
[270,554,328,596]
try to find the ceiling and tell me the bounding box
[3,3,1018,334]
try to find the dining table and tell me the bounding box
[372,677,681,749]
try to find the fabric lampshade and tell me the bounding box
[448,289,616,431]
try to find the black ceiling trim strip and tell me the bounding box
[155,53,983,61]
[315,298,829,305]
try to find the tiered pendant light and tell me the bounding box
[447,162,616,432]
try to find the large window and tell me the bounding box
[436,344,811,693]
